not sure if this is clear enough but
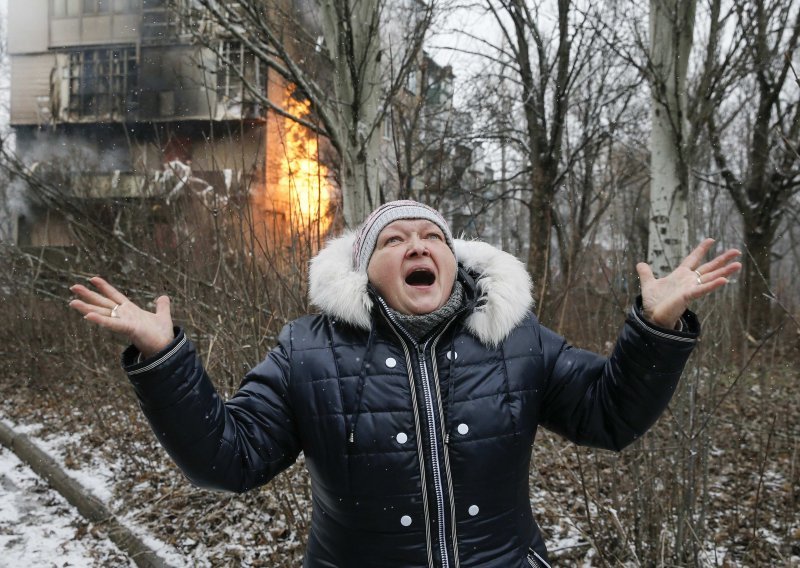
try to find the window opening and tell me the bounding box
[142,0,180,41]
[218,41,267,113]
[67,47,139,119]
[406,69,418,95]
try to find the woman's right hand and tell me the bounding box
[69,276,174,359]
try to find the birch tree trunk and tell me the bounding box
[319,0,383,226]
[648,0,696,276]
[649,4,698,559]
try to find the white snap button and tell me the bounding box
[468,505,479,516]
[400,515,412,526]
[385,357,397,368]
[457,423,469,435]
[446,350,458,360]
[396,432,408,444]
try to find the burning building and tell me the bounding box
[6,0,333,249]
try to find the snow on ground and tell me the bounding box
[0,416,190,567]
[13,423,116,503]
[0,444,132,567]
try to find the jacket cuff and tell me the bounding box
[121,327,185,376]
[630,296,700,344]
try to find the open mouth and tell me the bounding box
[405,268,436,286]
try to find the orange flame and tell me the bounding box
[271,89,332,236]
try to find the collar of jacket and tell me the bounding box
[308,232,533,347]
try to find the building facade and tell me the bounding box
[7,0,287,247]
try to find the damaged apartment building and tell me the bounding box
[7,0,294,247]
[6,1,492,249]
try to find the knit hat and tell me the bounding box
[352,200,455,272]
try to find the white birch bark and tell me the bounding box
[648,0,696,276]
[319,0,382,226]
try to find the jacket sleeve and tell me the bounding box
[538,297,699,451]
[122,324,301,493]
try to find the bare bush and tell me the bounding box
[0,167,319,565]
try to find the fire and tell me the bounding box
[270,87,332,236]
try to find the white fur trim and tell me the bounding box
[454,239,533,347]
[308,234,533,345]
[308,232,373,329]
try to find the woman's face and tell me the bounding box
[367,219,457,315]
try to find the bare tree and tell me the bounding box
[706,0,800,339]
[488,0,573,309]
[590,0,746,267]
[450,0,641,318]
[550,36,640,318]
[445,0,594,314]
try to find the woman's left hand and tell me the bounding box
[636,238,742,329]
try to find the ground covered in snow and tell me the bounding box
[0,331,797,566]
[0,444,131,567]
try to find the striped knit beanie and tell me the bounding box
[352,200,455,272]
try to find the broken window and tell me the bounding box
[217,41,268,114]
[142,0,180,40]
[67,47,139,119]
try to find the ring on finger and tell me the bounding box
[111,304,121,318]
[694,269,703,285]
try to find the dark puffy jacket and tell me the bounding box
[123,236,699,567]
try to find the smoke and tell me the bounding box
[0,131,133,242]
[18,132,131,173]
[4,178,31,218]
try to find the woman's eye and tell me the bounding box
[427,233,442,240]
[384,236,402,245]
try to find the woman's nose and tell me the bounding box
[406,234,429,256]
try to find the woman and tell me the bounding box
[69,200,741,567]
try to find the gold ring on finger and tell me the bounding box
[111,304,121,318]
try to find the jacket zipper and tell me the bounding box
[430,336,460,568]
[417,341,450,568]
[377,298,456,567]
[394,333,435,567]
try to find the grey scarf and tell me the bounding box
[388,281,464,342]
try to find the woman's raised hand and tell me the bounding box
[636,239,742,329]
[69,276,174,359]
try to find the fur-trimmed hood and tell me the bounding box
[308,232,533,346]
